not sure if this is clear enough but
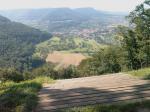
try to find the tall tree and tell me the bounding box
[118,0,150,69]
[128,0,150,67]
[117,26,141,69]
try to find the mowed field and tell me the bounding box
[46,51,87,68]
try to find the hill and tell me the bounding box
[0,15,52,71]
[0,8,127,44]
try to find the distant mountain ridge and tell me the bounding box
[0,8,127,21]
[0,8,128,44]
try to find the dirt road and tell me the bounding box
[37,73,150,111]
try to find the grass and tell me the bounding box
[126,67,150,79]
[0,77,54,112]
[60,100,150,112]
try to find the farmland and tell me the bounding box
[46,51,87,69]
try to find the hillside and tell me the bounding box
[0,8,127,44]
[34,37,106,59]
[0,15,52,71]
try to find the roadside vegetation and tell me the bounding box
[0,76,54,112]
[127,67,150,79]
[61,100,150,112]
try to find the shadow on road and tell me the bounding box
[37,81,150,111]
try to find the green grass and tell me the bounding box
[60,100,150,112]
[0,77,54,112]
[126,67,150,79]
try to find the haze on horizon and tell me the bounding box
[0,0,145,12]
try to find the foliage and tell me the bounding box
[0,68,23,82]
[117,26,141,69]
[29,63,57,79]
[127,67,150,79]
[30,63,79,79]
[118,0,150,69]
[57,65,80,79]
[0,76,54,112]
[78,46,126,76]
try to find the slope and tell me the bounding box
[0,15,52,71]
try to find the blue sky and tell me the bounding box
[0,0,145,12]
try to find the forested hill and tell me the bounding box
[0,15,52,71]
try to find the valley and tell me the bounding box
[0,0,150,111]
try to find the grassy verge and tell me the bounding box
[126,67,150,79]
[0,77,54,112]
[60,100,150,112]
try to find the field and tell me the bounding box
[46,51,87,69]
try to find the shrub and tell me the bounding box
[78,46,126,76]
[0,76,54,112]
[58,65,79,79]
[31,63,57,79]
[0,68,24,82]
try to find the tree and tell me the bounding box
[0,68,23,82]
[117,26,141,70]
[128,0,150,67]
[117,0,150,69]
[78,46,125,75]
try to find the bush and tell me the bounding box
[30,63,57,79]
[30,63,79,79]
[0,76,54,112]
[78,46,126,76]
[126,67,150,79]
[0,68,24,82]
[57,65,79,79]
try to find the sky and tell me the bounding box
[0,0,145,12]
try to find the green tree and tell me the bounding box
[117,26,141,70]
[78,46,125,75]
[0,68,23,82]
[128,0,150,67]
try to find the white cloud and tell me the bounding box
[0,0,145,12]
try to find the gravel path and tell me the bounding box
[36,73,150,112]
